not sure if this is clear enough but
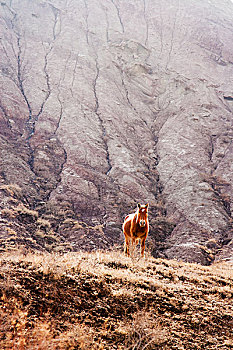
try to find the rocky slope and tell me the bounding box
[0,0,233,264]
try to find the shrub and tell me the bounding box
[0,184,23,199]
[15,204,39,223]
[37,218,51,232]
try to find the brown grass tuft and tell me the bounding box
[0,250,232,349]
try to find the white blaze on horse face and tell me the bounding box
[139,220,146,227]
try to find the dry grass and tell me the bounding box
[0,184,23,199]
[0,249,233,349]
[1,204,39,222]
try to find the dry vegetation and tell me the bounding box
[0,184,113,254]
[0,249,233,349]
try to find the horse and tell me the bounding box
[122,203,149,257]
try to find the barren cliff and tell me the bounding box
[0,0,233,264]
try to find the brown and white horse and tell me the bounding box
[122,203,149,257]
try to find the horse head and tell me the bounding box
[137,203,149,227]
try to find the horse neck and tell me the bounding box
[134,211,140,224]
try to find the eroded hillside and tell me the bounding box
[0,0,233,263]
[0,250,233,349]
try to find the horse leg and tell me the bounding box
[129,238,137,258]
[124,236,130,256]
[140,237,146,257]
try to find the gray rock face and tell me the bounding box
[0,0,233,263]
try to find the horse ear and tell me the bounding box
[145,203,149,209]
[137,203,141,209]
